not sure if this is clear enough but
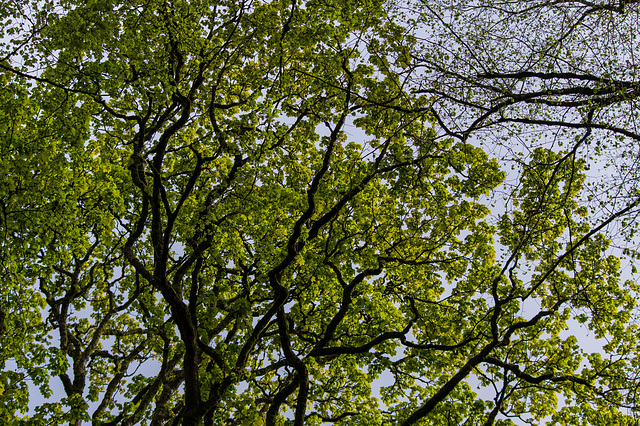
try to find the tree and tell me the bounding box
[410,0,640,210]
[0,0,639,425]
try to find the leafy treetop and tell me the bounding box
[1,0,639,425]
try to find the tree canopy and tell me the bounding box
[1,0,640,424]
